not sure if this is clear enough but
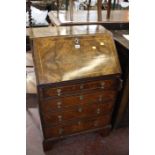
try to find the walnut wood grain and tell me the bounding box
[40,90,117,112]
[31,25,121,85]
[41,79,120,98]
[31,25,122,151]
[44,114,111,139]
[42,101,114,126]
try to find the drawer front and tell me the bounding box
[42,101,114,126]
[44,114,111,139]
[41,79,119,98]
[40,90,117,112]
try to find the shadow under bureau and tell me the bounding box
[30,25,122,151]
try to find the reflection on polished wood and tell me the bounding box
[26,67,37,94]
[112,30,129,49]
[26,53,34,67]
[97,0,102,21]
[48,10,129,26]
[31,25,121,85]
[30,25,107,38]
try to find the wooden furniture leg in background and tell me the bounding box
[88,0,91,10]
[107,0,112,19]
[66,0,69,10]
[27,0,32,27]
[70,0,74,21]
[97,0,102,21]
[113,0,116,9]
[56,0,59,14]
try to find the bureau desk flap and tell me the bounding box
[32,26,121,85]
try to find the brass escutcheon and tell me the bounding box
[79,95,83,100]
[94,122,98,127]
[58,115,62,121]
[80,84,84,89]
[97,108,101,114]
[57,88,61,96]
[59,128,63,135]
[75,38,79,44]
[101,82,105,89]
[78,107,82,112]
[57,101,62,108]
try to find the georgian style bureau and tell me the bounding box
[30,25,122,151]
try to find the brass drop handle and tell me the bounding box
[57,88,61,96]
[78,107,83,112]
[79,95,83,100]
[99,95,102,102]
[59,128,64,135]
[101,82,105,89]
[96,108,101,114]
[57,101,62,108]
[78,121,81,125]
[58,115,62,122]
[94,122,98,127]
[80,84,84,89]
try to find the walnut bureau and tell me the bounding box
[30,25,122,151]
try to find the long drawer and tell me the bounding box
[41,79,120,98]
[40,90,117,112]
[42,101,114,126]
[43,114,111,139]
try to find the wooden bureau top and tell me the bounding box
[30,25,108,38]
[31,25,121,85]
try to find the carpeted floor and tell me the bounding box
[26,95,129,155]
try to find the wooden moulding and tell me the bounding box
[42,104,113,128]
[43,125,112,151]
[40,90,117,112]
[40,78,120,99]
